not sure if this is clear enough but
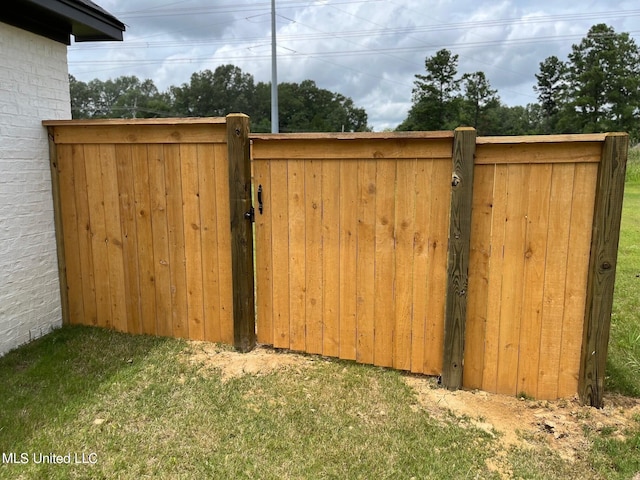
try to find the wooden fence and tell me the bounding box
[44,116,255,348]
[44,117,628,407]
[250,129,628,407]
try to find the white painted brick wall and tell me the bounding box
[0,22,71,356]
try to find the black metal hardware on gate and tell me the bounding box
[244,207,255,222]
[257,185,263,214]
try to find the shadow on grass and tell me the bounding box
[0,325,182,451]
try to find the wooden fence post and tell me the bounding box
[46,126,71,326]
[579,132,628,407]
[442,127,476,390]
[227,114,256,352]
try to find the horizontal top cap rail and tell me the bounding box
[250,130,455,160]
[475,132,617,165]
[476,133,609,144]
[249,130,455,141]
[42,117,227,127]
[43,117,228,145]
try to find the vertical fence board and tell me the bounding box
[56,145,84,324]
[115,145,143,335]
[198,143,222,343]
[321,160,341,357]
[147,145,173,337]
[72,146,98,326]
[410,159,434,374]
[373,159,397,368]
[579,133,628,407]
[558,162,598,397]
[84,145,112,329]
[101,145,128,332]
[288,159,306,352]
[423,158,451,374]
[463,164,494,388]
[355,159,377,365]
[394,159,417,371]
[305,160,324,355]
[270,159,290,349]
[181,144,205,341]
[516,164,552,398]
[131,145,157,335]
[537,163,575,399]
[214,142,235,345]
[339,160,358,361]
[495,164,530,395]
[254,159,273,344]
[164,144,189,339]
[482,164,507,392]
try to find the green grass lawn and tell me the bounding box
[607,148,640,397]
[0,149,638,480]
[0,327,500,480]
[0,325,639,480]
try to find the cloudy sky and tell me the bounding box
[69,0,640,131]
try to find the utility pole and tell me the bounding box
[271,0,279,133]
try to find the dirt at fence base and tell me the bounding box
[182,342,312,382]
[405,374,640,465]
[181,342,640,471]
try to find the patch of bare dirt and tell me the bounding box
[404,375,640,464]
[179,341,640,476]
[181,342,311,382]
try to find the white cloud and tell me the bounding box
[70,0,640,130]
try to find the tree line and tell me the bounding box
[70,23,639,139]
[400,23,640,140]
[70,65,369,133]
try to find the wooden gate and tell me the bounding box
[45,116,255,346]
[251,132,456,375]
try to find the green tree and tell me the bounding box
[534,55,567,133]
[563,23,640,137]
[398,49,462,130]
[170,65,256,117]
[69,75,171,118]
[460,71,501,135]
[69,75,93,118]
[276,80,369,132]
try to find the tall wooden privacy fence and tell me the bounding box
[44,116,628,407]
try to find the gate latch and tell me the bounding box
[244,206,255,222]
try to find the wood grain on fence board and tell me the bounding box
[288,159,306,353]
[558,163,598,398]
[322,160,341,358]
[462,164,494,389]
[84,144,111,329]
[164,144,189,339]
[214,141,234,347]
[394,158,417,372]
[338,160,358,360]
[254,159,273,344]
[305,159,324,355]
[355,159,377,365]
[516,163,552,398]
[72,147,98,327]
[269,160,290,349]
[442,127,476,389]
[56,144,83,325]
